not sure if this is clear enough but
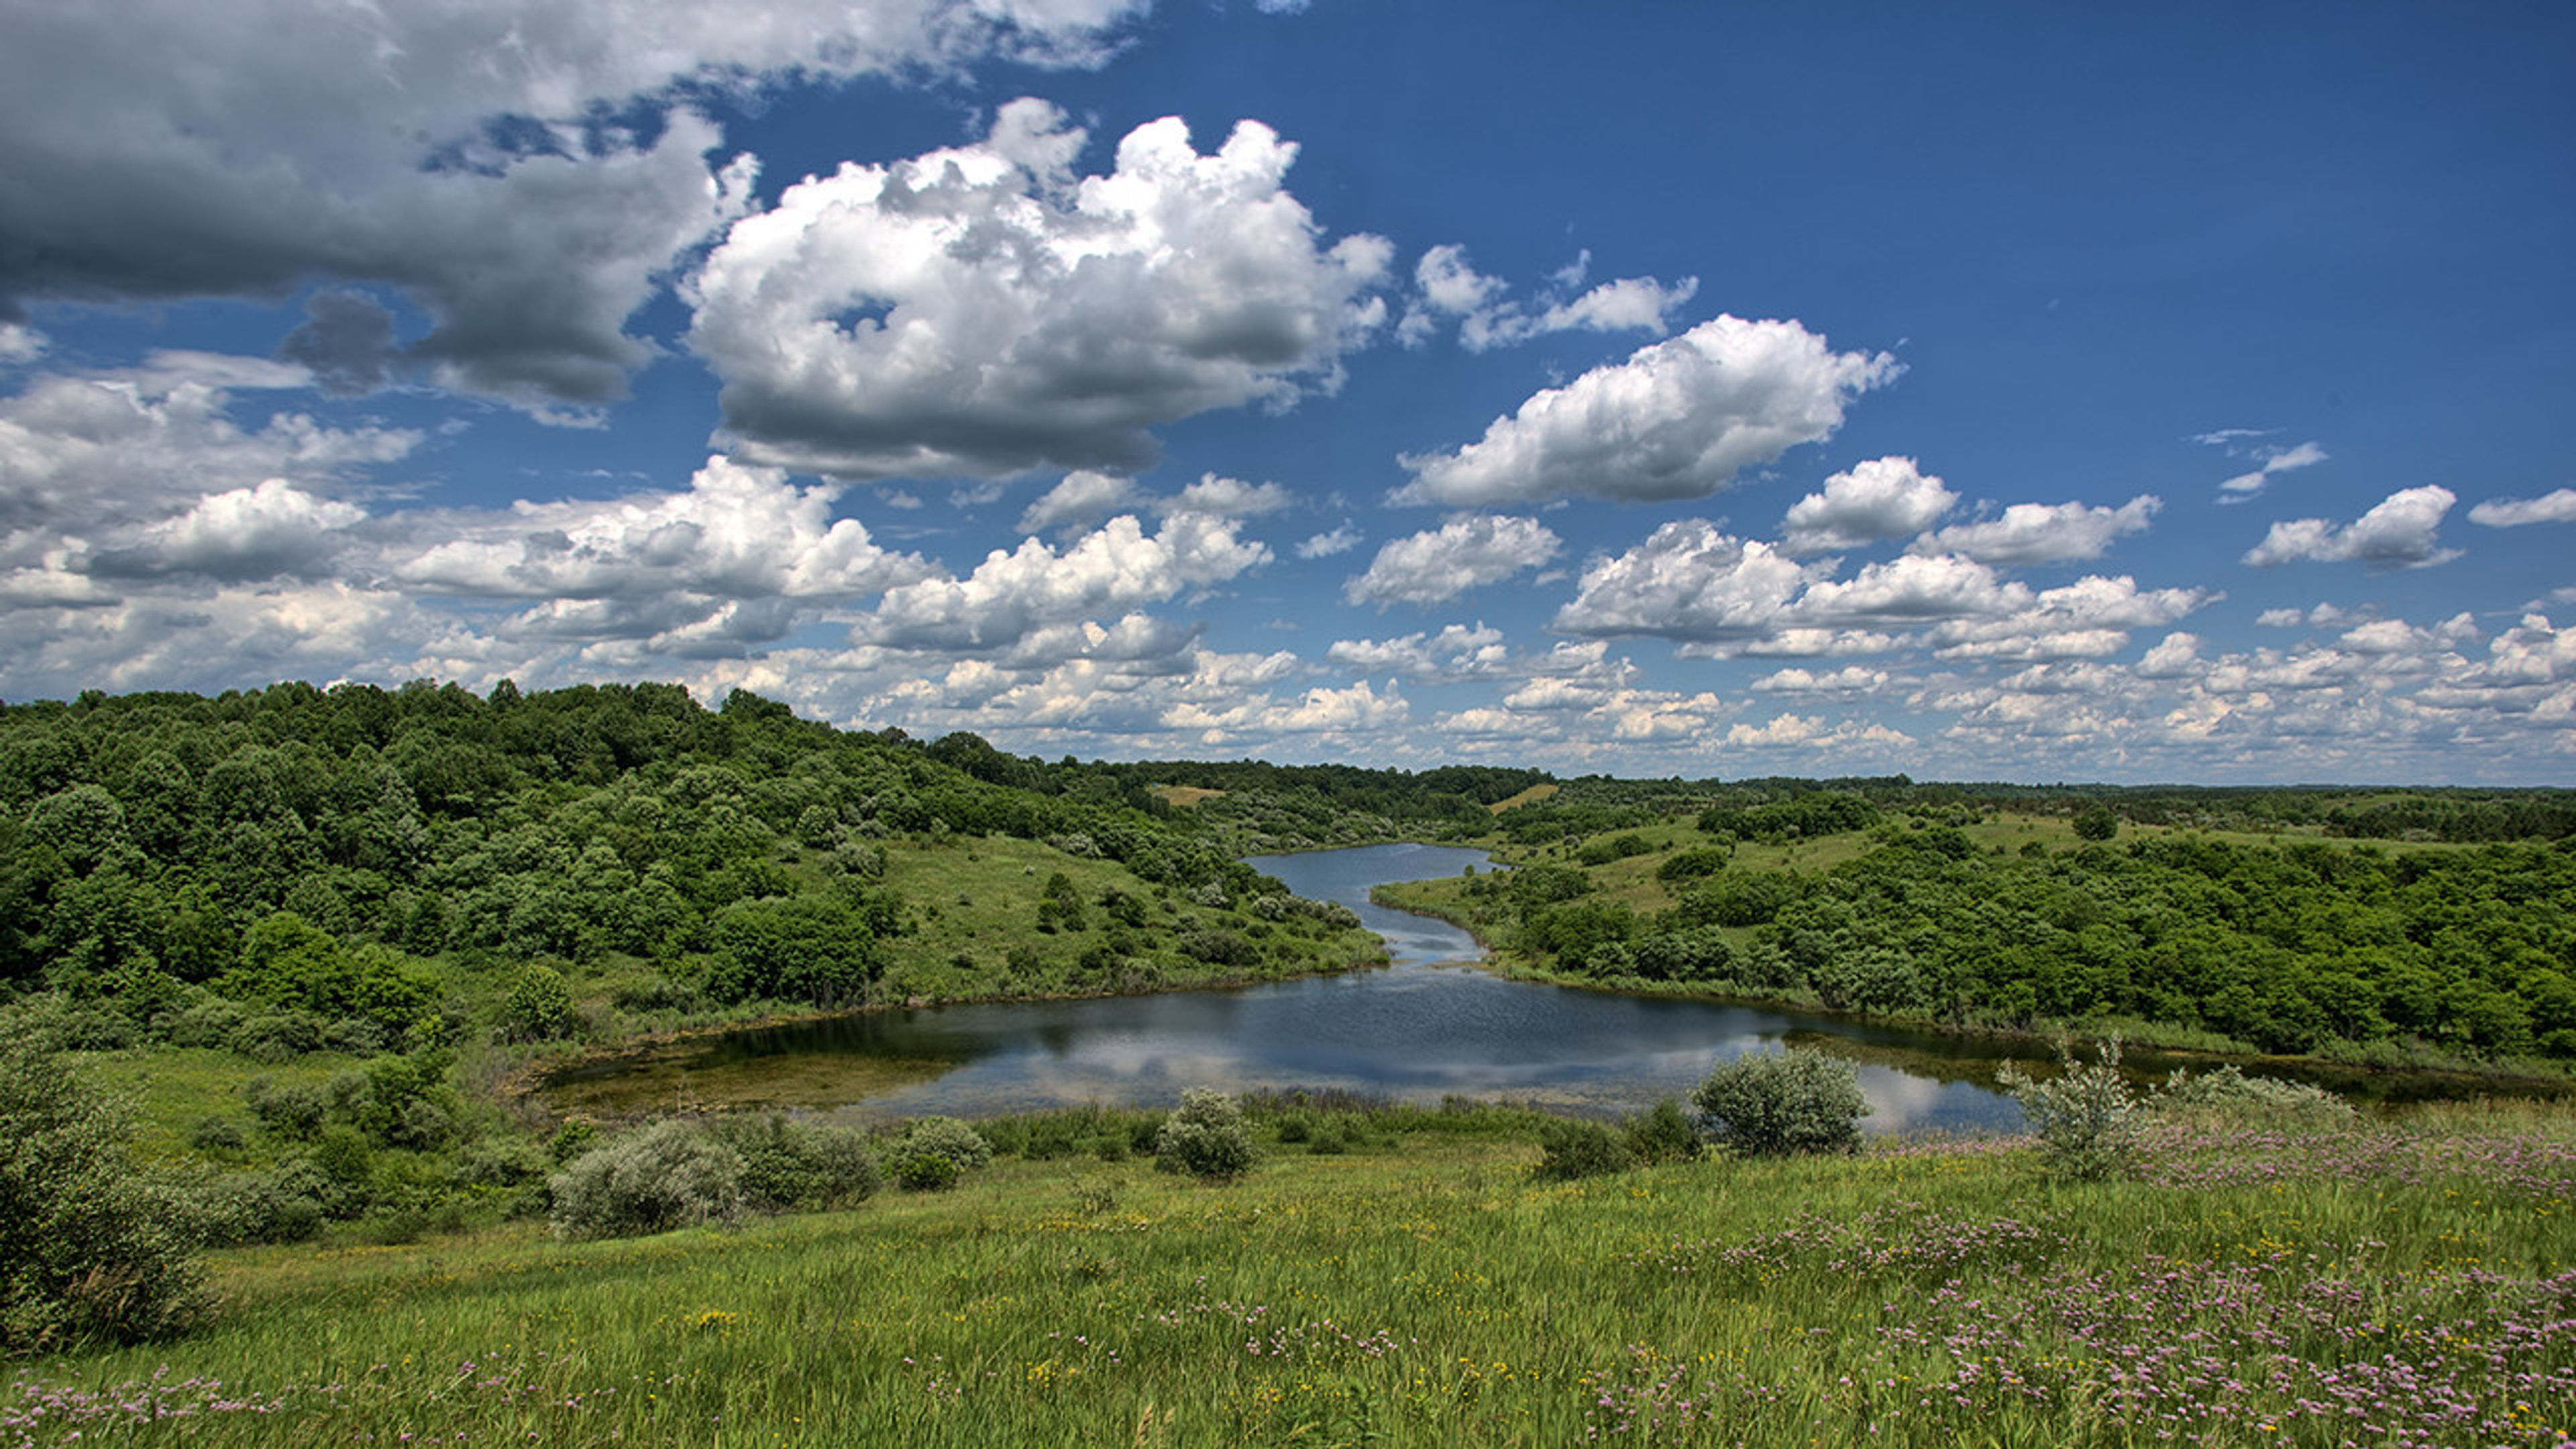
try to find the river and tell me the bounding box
[541,843,2029,1133]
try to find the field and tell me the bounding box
[9,1097,2573,1448]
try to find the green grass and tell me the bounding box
[12,1099,2573,1447]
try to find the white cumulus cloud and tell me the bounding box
[1780,456,1957,555]
[1344,514,1562,606]
[1395,315,1899,507]
[688,99,1393,480]
[2243,485,2460,569]
[1917,495,2159,566]
[2468,488,2576,528]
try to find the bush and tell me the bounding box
[706,1115,880,1212]
[1690,1046,1868,1156]
[1,1039,203,1353]
[502,963,576,1042]
[1620,1097,1703,1166]
[892,1151,960,1192]
[1533,1118,1631,1181]
[2152,1063,2352,1119]
[1155,1088,1255,1182]
[1996,1038,2137,1181]
[900,1117,993,1172]
[549,1120,746,1239]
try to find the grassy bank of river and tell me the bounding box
[9,1095,2572,1447]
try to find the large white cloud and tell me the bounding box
[1917,494,2159,566]
[0,0,1142,411]
[1779,456,1957,555]
[1343,513,1561,606]
[2243,484,2459,569]
[1395,315,1899,506]
[688,99,1393,480]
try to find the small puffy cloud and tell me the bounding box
[1164,474,1291,517]
[1750,665,1888,695]
[0,325,43,366]
[1344,514,1561,606]
[1917,495,2159,566]
[1395,315,1899,507]
[1779,456,1956,555]
[2243,484,2459,569]
[2468,488,2576,528]
[1796,553,2015,625]
[688,100,1393,480]
[1551,520,1811,641]
[861,512,1269,653]
[1327,623,1509,680]
[1018,470,1139,536]
[1397,244,1695,351]
[1296,523,1362,559]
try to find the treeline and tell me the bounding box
[1423,810,2576,1064]
[0,681,1325,1044]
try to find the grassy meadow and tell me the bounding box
[9,1095,2573,1448]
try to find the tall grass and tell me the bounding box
[8,1100,2572,1447]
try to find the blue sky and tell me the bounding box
[3,1,2571,783]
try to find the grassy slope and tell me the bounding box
[9,1099,2572,1447]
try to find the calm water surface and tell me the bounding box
[548,843,2025,1132]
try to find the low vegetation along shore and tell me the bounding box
[5,682,2575,1443]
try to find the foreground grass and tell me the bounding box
[9,1101,2574,1448]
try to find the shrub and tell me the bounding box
[1996,1038,2137,1181]
[1,1039,203,1354]
[549,1120,745,1239]
[502,963,576,1042]
[2152,1063,2352,1119]
[1533,1118,1632,1181]
[1155,1088,1255,1182]
[1690,1046,1868,1156]
[1620,1097,1703,1166]
[891,1151,959,1192]
[900,1116,993,1172]
[706,1115,881,1212]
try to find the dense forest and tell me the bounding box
[1386,788,2576,1065]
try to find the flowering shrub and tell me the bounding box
[1996,1037,2135,1181]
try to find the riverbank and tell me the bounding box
[1369,879,2576,1101]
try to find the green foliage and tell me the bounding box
[1656,847,1732,883]
[900,1116,994,1172]
[2152,1064,2352,1119]
[501,962,575,1042]
[1155,1088,1255,1182]
[1533,1118,1632,1180]
[890,1150,961,1192]
[1691,1047,1867,1156]
[549,1120,745,1239]
[1996,1038,2137,1181]
[703,1115,880,1212]
[0,1039,202,1354]
[2071,806,2120,842]
[1620,1097,1703,1166]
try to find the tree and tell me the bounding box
[2071,806,2119,842]
[1155,1089,1255,1181]
[1690,1046,1868,1156]
[1,1038,202,1353]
